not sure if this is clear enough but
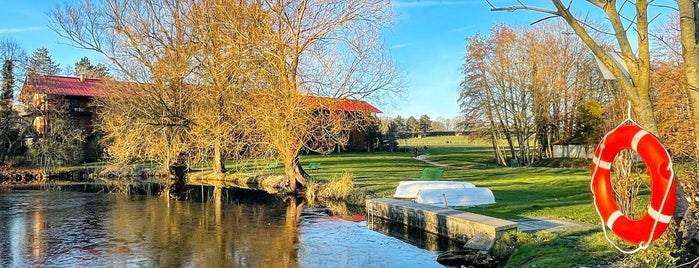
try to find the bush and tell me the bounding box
[317,172,354,201]
[305,172,355,203]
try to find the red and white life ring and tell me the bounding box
[591,124,676,246]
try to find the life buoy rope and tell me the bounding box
[590,122,676,254]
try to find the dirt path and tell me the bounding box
[414,154,470,170]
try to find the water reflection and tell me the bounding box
[367,217,464,252]
[0,188,445,267]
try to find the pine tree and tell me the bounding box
[75,56,110,78]
[418,115,431,133]
[406,116,419,132]
[0,59,12,111]
[26,47,61,75]
[0,59,20,164]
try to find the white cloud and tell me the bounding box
[391,43,411,49]
[446,25,477,35]
[0,26,44,34]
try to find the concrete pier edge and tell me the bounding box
[367,198,518,251]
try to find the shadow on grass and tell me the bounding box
[503,228,621,267]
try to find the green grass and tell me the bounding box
[503,229,622,267]
[302,148,600,223]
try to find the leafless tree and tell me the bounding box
[459,22,602,165]
[251,0,401,191]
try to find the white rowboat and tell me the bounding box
[415,187,495,207]
[393,181,475,199]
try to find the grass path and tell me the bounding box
[414,154,454,168]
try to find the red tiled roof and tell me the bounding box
[25,74,102,97]
[22,74,381,113]
[304,96,382,113]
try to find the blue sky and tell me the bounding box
[0,0,552,119]
[386,0,544,119]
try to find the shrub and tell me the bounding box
[317,172,354,201]
[305,172,355,204]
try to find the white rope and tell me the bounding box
[620,100,639,126]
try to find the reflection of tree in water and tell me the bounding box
[108,188,302,267]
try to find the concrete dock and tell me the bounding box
[367,198,518,250]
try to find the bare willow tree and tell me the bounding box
[186,0,274,175]
[488,0,699,260]
[252,0,401,191]
[49,0,200,173]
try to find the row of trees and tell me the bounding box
[49,0,402,191]
[381,115,463,134]
[460,21,609,166]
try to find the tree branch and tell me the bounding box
[490,5,560,16]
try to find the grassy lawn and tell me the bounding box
[302,143,601,223]
[298,136,651,267]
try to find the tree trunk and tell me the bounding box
[284,155,309,192]
[677,0,699,259]
[503,127,517,165]
[489,131,507,166]
[680,0,699,158]
[212,139,226,175]
[212,185,222,208]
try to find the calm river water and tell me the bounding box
[0,188,448,267]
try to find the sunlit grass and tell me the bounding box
[301,147,600,223]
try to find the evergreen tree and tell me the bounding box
[74,56,110,78]
[571,100,604,145]
[1,60,12,111]
[392,116,405,133]
[418,114,431,133]
[26,47,61,75]
[406,116,420,132]
[0,59,24,165]
[384,121,399,152]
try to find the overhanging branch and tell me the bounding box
[486,0,561,19]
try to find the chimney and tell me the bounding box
[79,74,85,82]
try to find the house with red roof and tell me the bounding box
[20,74,102,134]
